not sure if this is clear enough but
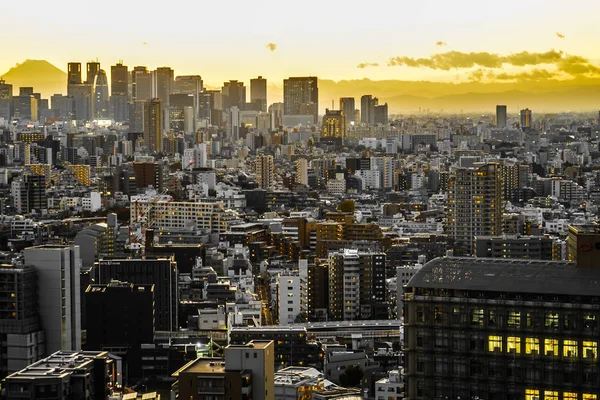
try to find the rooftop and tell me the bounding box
[172,358,225,376]
[5,351,109,381]
[406,257,600,296]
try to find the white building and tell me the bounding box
[278,260,308,325]
[24,245,82,353]
[355,170,380,190]
[296,158,308,186]
[375,369,404,400]
[326,173,346,195]
[82,191,101,212]
[397,262,424,318]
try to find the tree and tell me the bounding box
[338,199,355,213]
[339,365,364,387]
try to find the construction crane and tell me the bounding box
[126,189,172,257]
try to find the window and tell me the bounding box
[564,340,578,358]
[488,335,502,352]
[544,339,558,356]
[508,311,520,328]
[525,338,540,355]
[545,312,559,328]
[471,309,484,326]
[507,337,521,354]
[563,393,577,400]
[583,341,597,359]
[584,314,597,331]
[525,389,539,400]
[544,391,558,400]
[583,395,598,400]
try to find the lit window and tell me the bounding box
[525,338,540,355]
[583,341,597,359]
[545,312,559,328]
[507,337,521,354]
[544,391,558,400]
[525,389,540,400]
[563,393,577,400]
[508,311,521,328]
[563,340,578,358]
[545,339,558,356]
[583,395,598,400]
[471,309,484,326]
[488,335,502,352]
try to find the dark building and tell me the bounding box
[374,102,388,124]
[361,95,376,124]
[85,281,154,384]
[95,256,178,331]
[110,63,129,122]
[474,235,561,260]
[283,77,318,123]
[15,174,45,214]
[567,225,600,268]
[222,80,246,110]
[404,257,600,400]
[250,76,267,112]
[149,243,205,274]
[132,162,164,191]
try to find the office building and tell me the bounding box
[0,264,44,378]
[474,235,561,260]
[24,245,82,353]
[328,249,387,321]
[155,67,174,108]
[11,174,45,214]
[254,154,275,189]
[404,256,600,400]
[144,98,163,153]
[496,104,507,128]
[85,281,154,383]
[339,97,356,126]
[132,66,152,101]
[12,94,38,121]
[374,102,388,124]
[283,77,318,123]
[95,256,178,331]
[250,76,267,112]
[110,62,129,121]
[361,95,376,124]
[93,69,109,119]
[3,351,118,400]
[85,61,100,85]
[321,109,347,140]
[296,158,309,186]
[50,94,75,120]
[67,62,81,85]
[520,108,532,128]
[447,162,503,254]
[567,225,600,267]
[222,80,246,110]
[0,79,13,120]
[67,82,93,121]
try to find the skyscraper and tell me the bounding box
[93,69,109,119]
[447,162,503,254]
[222,80,246,110]
[360,95,376,124]
[254,154,274,189]
[0,79,13,120]
[144,99,163,153]
[283,76,318,123]
[339,97,355,126]
[67,62,81,85]
[110,63,129,121]
[321,109,347,139]
[85,61,100,85]
[155,67,174,108]
[374,102,388,124]
[496,104,507,128]
[132,66,152,101]
[520,108,532,128]
[250,76,267,112]
[24,245,82,353]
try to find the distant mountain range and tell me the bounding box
[2,60,599,113]
[1,60,66,97]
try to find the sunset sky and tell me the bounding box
[3,0,600,88]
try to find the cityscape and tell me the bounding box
[1,1,600,400]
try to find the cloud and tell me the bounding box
[504,50,563,66]
[436,41,447,47]
[357,62,379,68]
[266,43,277,52]
[556,32,565,39]
[557,55,600,75]
[492,68,558,81]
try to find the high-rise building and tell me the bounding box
[374,102,388,124]
[144,99,163,153]
[254,154,275,189]
[360,95,377,124]
[321,109,347,139]
[95,256,178,331]
[93,69,109,119]
[222,80,246,110]
[110,63,129,122]
[85,61,100,85]
[12,94,38,121]
[496,104,507,128]
[296,158,309,186]
[155,67,174,108]
[283,77,318,123]
[67,62,82,85]
[132,66,152,101]
[404,256,600,400]
[68,82,93,121]
[174,75,203,119]
[447,162,503,254]
[339,97,355,126]
[0,79,13,120]
[250,76,267,112]
[327,249,387,321]
[11,174,45,214]
[520,108,532,128]
[0,264,44,378]
[24,245,82,353]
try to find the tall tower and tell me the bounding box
[0,79,13,120]
[339,97,355,126]
[321,109,347,139]
[250,76,267,112]
[360,95,377,124]
[24,245,82,353]
[93,69,109,119]
[110,63,129,122]
[222,80,246,110]
[86,61,100,85]
[496,105,507,128]
[283,77,318,123]
[144,99,163,153]
[67,62,82,85]
[447,163,503,255]
[254,154,274,189]
[155,67,174,108]
[131,66,151,101]
[520,108,532,128]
